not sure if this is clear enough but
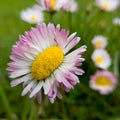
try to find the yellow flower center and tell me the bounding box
[103,3,109,10]
[31,46,64,80]
[95,41,102,48]
[46,0,56,9]
[95,77,112,86]
[95,57,103,64]
[31,16,37,22]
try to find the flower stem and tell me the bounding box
[28,100,37,120]
[21,97,30,120]
[113,51,119,78]
[49,11,55,22]
[79,83,116,114]
[0,68,17,119]
[68,12,72,30]
[0,81,14,119]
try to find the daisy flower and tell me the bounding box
[95,0,120,12]
[91,35,108,49]
[37,0,68,11]
[20,5,44,24]
[113,17,120,26]
[62,0,78,12]
[92,49,111,69]
[7,23,87,104]
[89,70,117,94]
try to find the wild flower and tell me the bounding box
[7,23,87,103]
[89,70,117,94]
[20,5,44,24]
[95,0,120,12]
[92,35,107,49]
[92,49,111,69]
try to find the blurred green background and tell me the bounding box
[0,0,120,119]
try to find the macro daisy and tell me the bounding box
[113,17,120,26]
[95,0,120,12]
[89,70,117,94]
[92,49,111,69]
[20,5,44,24]
[37,0,68,12]
[62,0,78,12]
[7,23,87,104]
[91,35,108,49]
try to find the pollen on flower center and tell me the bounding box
[46,0,56,9]
[31,16,37,22]
[95,57,103,63]
[103,3,109,10]
[95,77,112,86]
[50,0,56,9]
[95,41,102,47]
[31,46,64,80]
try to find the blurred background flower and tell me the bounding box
[89,70,118,94]
[37,0,68,12]
[91,49,111,69]
[91,35,108,49]
[113,17,120,26]
[61,0,78,13]
[20,5,44,24]
[95,0,120,12]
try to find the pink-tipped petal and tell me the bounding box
[22,81,36,96]
[29,81,43,98]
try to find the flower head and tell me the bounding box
[62,0,78,12]
[37,0,68,11]
[95,0,120,12]
[92,49,111,69]
[89,70,117,94]
[92,35,108,49]
[20,5,44,24]
[113,17,120,26]
[7,23,87,104]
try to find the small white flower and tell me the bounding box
[20,5,44,24]
[113,17,120,26]
[92,35,108,49]
[89,70,117,94]
[37,0,68,11]
[62,0,78,12]
[92,49,111,69]
[95,0,120,12]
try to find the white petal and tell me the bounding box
[23,52,35,60]
[22,80,36,96]
[66,32,77,45]
[36,91,42,104]
[10,74,31,87]
[43,78,54,95]
[9,69,30,78]
[29,81,44,98]
[64,37,80,53]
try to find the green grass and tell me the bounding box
[0,0,120,119]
